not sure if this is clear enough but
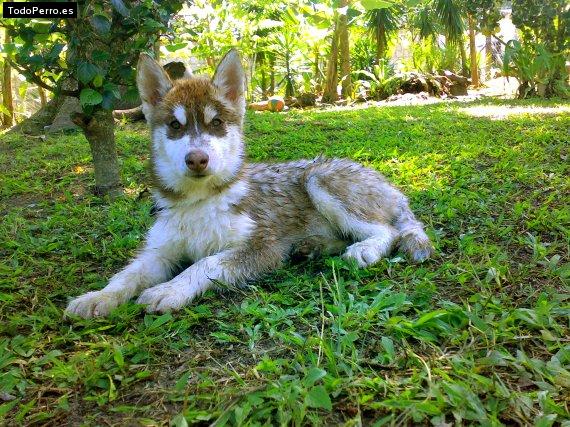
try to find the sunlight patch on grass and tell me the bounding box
[72,165,90,175]
[380,153,450,191]
[460,104,570,119]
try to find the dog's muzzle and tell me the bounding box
[185,150,209,174]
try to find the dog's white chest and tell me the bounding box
[178,202,253,260]
[147,183,254,261]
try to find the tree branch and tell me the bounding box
[492,34,508,47]
[7,59,79,97]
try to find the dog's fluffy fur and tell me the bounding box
[66,49,433,318]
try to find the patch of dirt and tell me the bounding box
[0,193,45,215]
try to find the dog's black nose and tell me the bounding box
[185,150,209,172]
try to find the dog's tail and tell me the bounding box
[394,197,433,262]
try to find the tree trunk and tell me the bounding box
[269,56,275,96]
[285,50,294,98]
[206,39,215,69]
[313,46,321,92]
[468,15,479,87]
[260,67,268,99]
[2,29,14,129]
[459,41,469,77]
[38,85,47,107]
[72,110,122,197]
[322,23,340,103]
[339,0,351,98]
[375,29,386,65]
[258,53,268,99]
[485,35,493,80]
[154,41,161,60]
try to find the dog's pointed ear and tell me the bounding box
[137,54,172,115]
[212,49,245,114]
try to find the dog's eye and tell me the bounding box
[211,118,222,127]
[170,120,181,130]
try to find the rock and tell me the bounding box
[47,79,80,134]
[48,95,81,133]
[297,92,317,107]
[0,392,16,402]
[113,106,145,121]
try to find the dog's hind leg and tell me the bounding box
[305,172,399,267]
[342,224,399,267]
[305,159,432,266]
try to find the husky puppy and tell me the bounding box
[66,50,432,318]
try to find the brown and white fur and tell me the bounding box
[65,49,433,318]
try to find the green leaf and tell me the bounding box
[165,42,188,52]
[359,0,395,11]
[32,21,52,34]
[101,90,116,110]
[171,413,188,427]
[405,0,425,6]
[47,43,65,61]
[103,82,121,99]
[0,400,19,418]
[108,375,117,402]
[92,50,111,62]
[80,88,103,107]
[556,262,570,279]
[303,367,327,387]
[174,371,191,392]
[534,414,557,427]
[147,313,173,329]
[90,14,111,34]
[77,62,99,85]
[113,345,124,369]
[18,81,28,100]
[111,0,130,17]
[1,43,17,55]
[210,332,240,343]
[118,65,134,81]
[381,336,395,360]
[142,19,164,31]
[305,385,332,411]
[92,75,104,88]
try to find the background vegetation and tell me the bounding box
[1,0,568,195]
[1,0,569,425]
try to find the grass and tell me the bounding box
[1,98,569,426]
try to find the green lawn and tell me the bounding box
[1,98,569,426]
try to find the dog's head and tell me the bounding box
[136,49,246,199]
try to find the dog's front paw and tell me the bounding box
[343,241,385,268]
[136,283,188,313]
[65,291,120,318]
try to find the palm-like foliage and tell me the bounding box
[433,0,464,44]
[412,4,438,40]
[365,6,402,64]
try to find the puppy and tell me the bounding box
[66,49,432,318]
